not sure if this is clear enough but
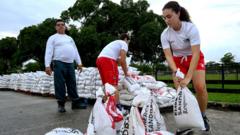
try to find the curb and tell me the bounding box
[159,102,240,112]
[207,101,240,111]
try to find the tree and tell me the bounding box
[23,62,41,72]
[206,61,219,66]
[132,21,165,64]
[16,18,56,69]
[4,0,168,73]
[61,0,167,66]
[74,25,101,66]
[61,0,101,23]
[121,0,134,9]
[220,52,235,65]
[0,37,17,74]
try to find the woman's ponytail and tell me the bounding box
[162,1,191,22]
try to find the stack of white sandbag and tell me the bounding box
[119,87,151,107]
[0,75,11,89]
[75,66,140,99]
[0,71,52,94]
[49,79,55,95]
[0,66,177,109]
[119,89,135,106]
[34,71,53,94]
[121,75,177,108]
[76,67,101,99]
[8,73,20,90]
[18,72,35,92]
[151,87,177,108]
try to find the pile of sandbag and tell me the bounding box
[34,72,53,94]
[45,84,205,135]
[120,76,177,108]
[0,75,11,89]
[0,67,176,108]
[84,84,174,135]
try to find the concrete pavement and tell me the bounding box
[0,90,239,135]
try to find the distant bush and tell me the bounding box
[23,62,41,72]
[130,63,153,75]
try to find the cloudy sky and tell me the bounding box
[1,0,240,62]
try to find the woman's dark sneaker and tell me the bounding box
[176,129,194,135]
[203,116,210,131]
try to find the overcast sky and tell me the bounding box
[1,0,240,62]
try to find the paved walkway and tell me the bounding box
[0,91,239,135]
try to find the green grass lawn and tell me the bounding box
[208,92,240,103]
[206,74,240,80]
[157,73,240,80]
[158,82,240,103]
[165,86,240,103]
[207,84,240,89]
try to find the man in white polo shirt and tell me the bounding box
[96,33,130,103]
[44,19,87,113]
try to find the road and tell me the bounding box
[0,90,239,135]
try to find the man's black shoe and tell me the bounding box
[58,105,66,113]
[176,129,194,135]
[57,101,66,113]
[203,116,210,131]
[72,102,87,109]
[72,98,88,110]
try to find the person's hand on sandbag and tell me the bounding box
[179,77,191,88]
[77,64,83,73]
[45,67,52,76]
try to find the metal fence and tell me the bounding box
[155,63,240,93]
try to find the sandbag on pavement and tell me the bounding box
[173,87,205,130]
[45,128,83,135]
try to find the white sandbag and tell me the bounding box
[147,130,174,135]
[130,107,146,135]
[123,77,141,93]
[143,81,167,90]
[119,113,131,135]
[45,128,83,135]
[133,75,156,83]
[141,96,166,132]
[85,98,116,135]
[119,93,135,101]
[96,87,104,97]
[115,120,124,134]
[85,123,95,135]
[173,87,205,130]
[119,99,132,106]
[105,83,117,95]
[120,107,146,135]
[132,87,151,97]
[105,96,124,123]
[132,93,150,107]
